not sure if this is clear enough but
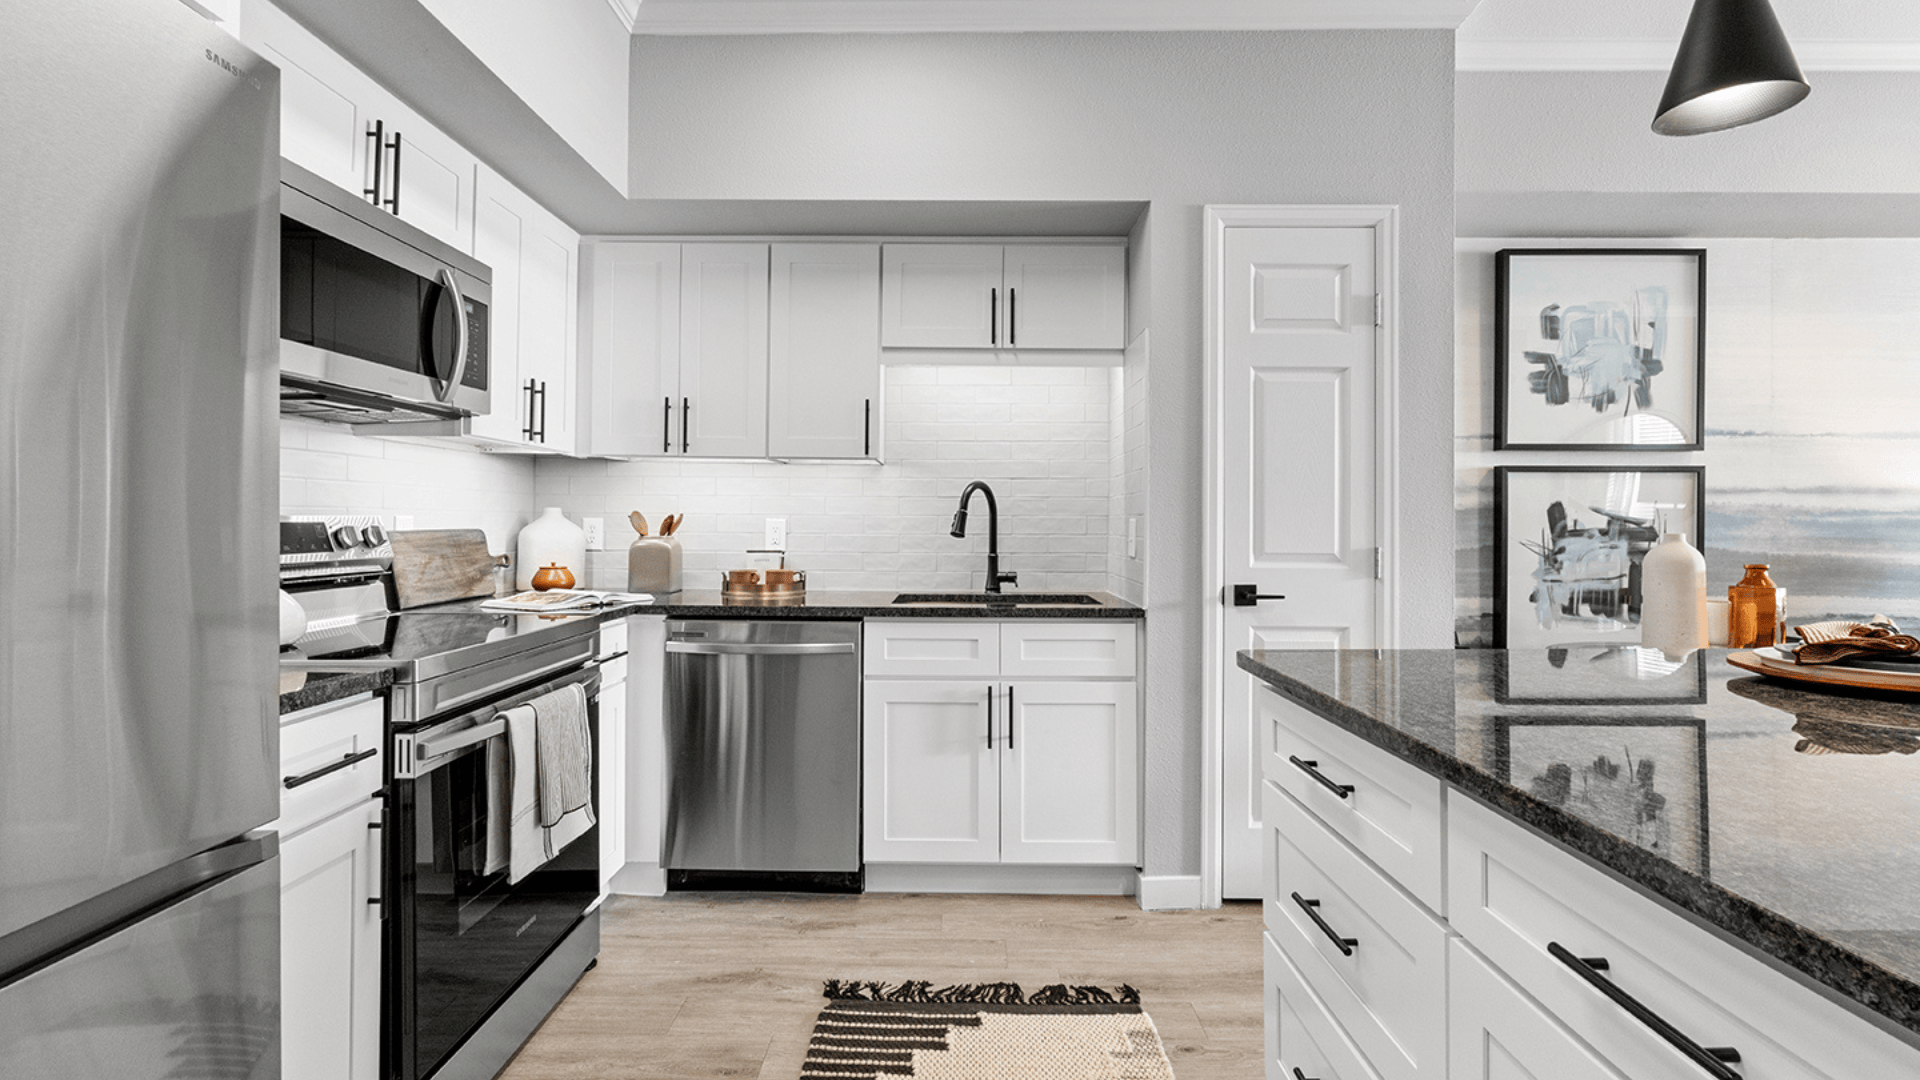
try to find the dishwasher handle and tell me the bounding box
[666,640,856,656]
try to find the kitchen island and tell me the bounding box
[1240,646,1920,1079]
[639,588,1144,620]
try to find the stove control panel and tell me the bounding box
[281,515,395,581]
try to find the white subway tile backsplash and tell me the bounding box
[533,366,1119,592]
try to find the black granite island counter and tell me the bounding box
[1239,645,1920,1064]
[642,588,1144,620]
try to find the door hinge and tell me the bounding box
[1373,547,1383,581]
[1373,294,1383,328]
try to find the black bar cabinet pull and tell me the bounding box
[682,396,690,453]
[1290,893,1358,956]
[385,130,402,214]
[1289,756,1355,799]
[989,287,997,346]
[1233,583,1287,606]
[1006,685,1015,749]
[663,397,672,453]
[1291,1069,1320,1080]
[987,685,995,749]
[864,398,872,456]
[523,379,537,440]
[284,748,378,790]
[535,380,547,443]
[363,120,385,203]
[1548,943,1743,1080]
[1008,287,1016,346]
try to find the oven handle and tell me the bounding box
[397,666,602,778]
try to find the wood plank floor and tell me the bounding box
[499,892,1265,1080]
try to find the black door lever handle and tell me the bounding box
[1232,584,1286,607]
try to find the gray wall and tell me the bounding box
[627,31,1459,879]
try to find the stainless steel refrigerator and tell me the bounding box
[0,0,282,1074]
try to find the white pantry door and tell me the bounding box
[1220,225,1378,899]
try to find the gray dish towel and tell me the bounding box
[533,683,592,827]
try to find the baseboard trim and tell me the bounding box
[1136,874,1207,911]
[608,861,667,897]
[864,863,1137,896]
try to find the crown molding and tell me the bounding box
[605,0,640,32]
[1457,38,1920,72]
[629,0,1482,35]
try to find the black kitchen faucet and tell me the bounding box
[950,480,1019,593]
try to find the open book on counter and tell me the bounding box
[480,590,655,613]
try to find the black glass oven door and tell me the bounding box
[389,705,598,1080]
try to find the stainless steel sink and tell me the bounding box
[891,592,1103,607]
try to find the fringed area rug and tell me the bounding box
[802,980,1176,1079]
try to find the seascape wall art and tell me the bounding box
[1458,238,1920,646]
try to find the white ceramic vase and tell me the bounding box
[1640,532,1708,659]
[516,507,588,591]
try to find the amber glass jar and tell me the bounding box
[1728,564,1779,648]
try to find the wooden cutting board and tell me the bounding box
[389,529,500,609]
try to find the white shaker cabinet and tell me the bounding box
[278,693,384,1080]
[468,165,578,453]
[239,0,476,254]
[597,620,629,901]
[768,243,883,461]
[880,242,1125,353]
[580,242,768,459]
[862,620,1139,867]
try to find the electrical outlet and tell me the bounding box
[583,517,605,550]
[1127,516,1140,559]
[394,514,415,531]
[765,518,788,551]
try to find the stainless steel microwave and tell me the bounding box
[278,160,490,425]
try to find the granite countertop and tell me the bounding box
[278,667,394,715]
[1237,646,1920,1038]
[630,588,1144,620]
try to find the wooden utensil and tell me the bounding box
[389,529,498,609]
[630,511,648,537]
[663,513,681,536]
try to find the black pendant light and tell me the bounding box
[1653,0,1810,136]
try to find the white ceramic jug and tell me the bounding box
[1640,532,1708,659]
[516,508,588,591]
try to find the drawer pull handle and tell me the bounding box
[1289,756,1355,799]
[284,748,378,790]
[1291,1069,1320,1080]
[1291,892,1357,956]
[1549,943,1742,1080]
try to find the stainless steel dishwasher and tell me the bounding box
[663,620,862,890]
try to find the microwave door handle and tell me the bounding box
[435,267,470,404]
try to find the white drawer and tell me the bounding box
[1260,687,1444,912]
[600,616,630,657]
[1263,781,1446,1080]
[1265,929,1385,1080]
[279,695,384,837]
[1448,793,1918,1080]
[1450,938,1629,1080]
[864,620,1000,678]
[1000,622,1136,678]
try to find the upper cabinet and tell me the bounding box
[239,0,476,255]
[468,165,579,454]
[581,242,770,459]
[768,244,882,461]
[881,243,1126,355]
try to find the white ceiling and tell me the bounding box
[610,0,1920,69]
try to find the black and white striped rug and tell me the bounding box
[802,981,1175,1079]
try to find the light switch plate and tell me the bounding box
[765,518,787,551]
[583,517,605,550]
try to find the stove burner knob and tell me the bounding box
[330,525,361,551]
[363,524,388,548]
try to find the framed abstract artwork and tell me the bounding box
[1495,248,1706,450]
[1493,465,1706,650]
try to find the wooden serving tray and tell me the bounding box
[1727,648,1920,695]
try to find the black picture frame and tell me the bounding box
[1495,645,1709,706]
[1494,248,1707,451]
[1493,465,1706,650]
[1493,715,1710,876]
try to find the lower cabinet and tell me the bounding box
[862,620,1140,868]
[278,694,384,1080]
[1449,939,1627,1080]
